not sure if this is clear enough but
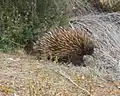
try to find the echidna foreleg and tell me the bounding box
[71,55,86,66]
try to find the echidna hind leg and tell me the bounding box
[58,56,69,63]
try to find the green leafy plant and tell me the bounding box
[0,0,70,52]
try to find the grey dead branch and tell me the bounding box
[70,12,120,81]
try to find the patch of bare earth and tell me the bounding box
[0,52,119,96]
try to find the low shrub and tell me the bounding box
[0,0,69,52]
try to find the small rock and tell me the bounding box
[99,84,105,88]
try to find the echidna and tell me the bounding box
[26,28,94,66]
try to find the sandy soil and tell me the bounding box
[0,52,120,96]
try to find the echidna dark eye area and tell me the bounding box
[86,45,94,55]
[84,41,94,55]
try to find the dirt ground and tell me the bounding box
[0,52,120,96]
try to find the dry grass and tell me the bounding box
[0,52,119,96]
[100,0,120,11]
